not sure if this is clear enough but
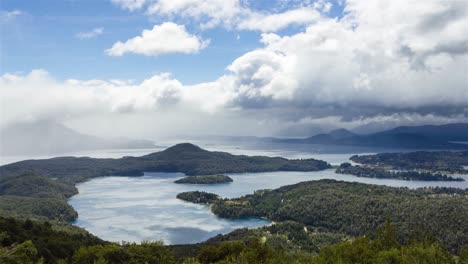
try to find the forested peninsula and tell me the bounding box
[0,143,330,183]
[0,143,329,221]
[351,151,468,174]
[211,179,468,253]
[336,162,464,181]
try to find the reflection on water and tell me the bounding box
[70,173,271,244]
[69,168,468,245]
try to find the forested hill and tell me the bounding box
[0,143,329,221]
[351,151,468,173]
[0,143,330,183]
[211,179,468,253]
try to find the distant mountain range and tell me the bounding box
[2,121,467,156]
[277,123,468,149]
[204,123,468,149]
[0,121,156,155]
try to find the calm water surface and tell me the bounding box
[22,142,462,245]
[69,149,359,244]
[4,141,467,244]
[69,166,468,245]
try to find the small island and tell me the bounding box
[336,162,464,181]
[174,174,233,184]
[176,191,221,204]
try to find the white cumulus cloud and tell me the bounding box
[112,0,327,32]
[2,0,468,137]
[238,7,321,32]
[106,22,209,56]
[215,0,468,121]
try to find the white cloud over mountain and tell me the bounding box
[224,0,468,117]
[1,0,468,137]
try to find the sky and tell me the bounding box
[1,0,468,139]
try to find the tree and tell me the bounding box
[0,240,38,264]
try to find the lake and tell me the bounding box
[69,157,468,245]
[14,141,463,245]
[68,148,358,244]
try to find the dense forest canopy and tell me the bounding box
[0,175,78,221]
[336,162,464,181]
[177,191,221,204]
[351,151,468,174]
[1,146,468,263]
[2,216,467,264]
[211,179,468,253]
[0,217,105,263]
[174,175,233,184]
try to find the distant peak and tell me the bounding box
[328,128,356,139]
[143,143,211,159]
[163,143,206,153]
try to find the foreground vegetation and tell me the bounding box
[204,221,349,254]
[0,216,104,263]
[2,218,467,264]
[336,162,464,181]
[174,175,233,184]
[211,179,468,253]
[188,222,468,264]
[351,151,468,174]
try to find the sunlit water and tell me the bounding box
[69,153,468,245]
